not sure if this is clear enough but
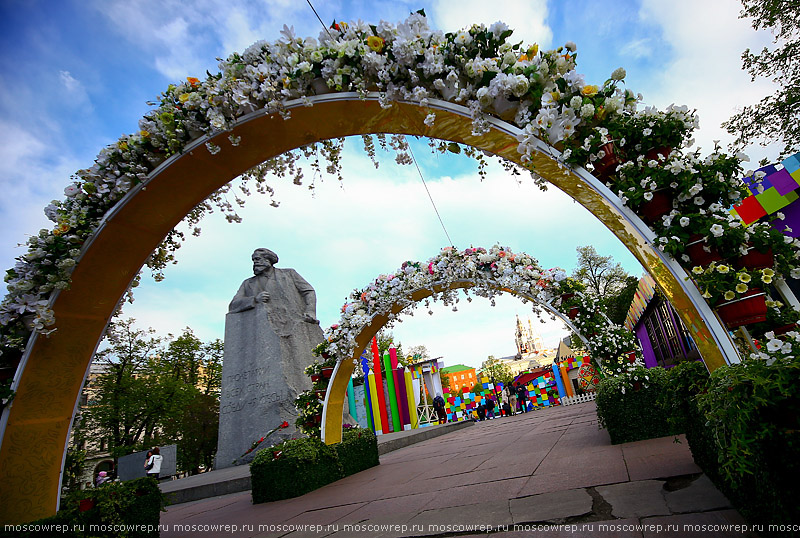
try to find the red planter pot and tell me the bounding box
[320,367,334,379]
[716,289,768,328]
[686,234,723,266]
[593,142,622,181]
[310,373,321,383]
[315,389,327,399]
[773,323,798,336]
[313,413,323,424]
[78,498,96,512]
[639,189,673,224]
[560,293,575,302]
[645,146,672,162]
[733,246,774,270]
[567,307,580,320]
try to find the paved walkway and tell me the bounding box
[161,403,755,537]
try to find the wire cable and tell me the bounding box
[305,0,334,39]
[408,143,456,248]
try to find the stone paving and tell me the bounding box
[160,403,756,537]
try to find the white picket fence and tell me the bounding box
[560,392,597,406]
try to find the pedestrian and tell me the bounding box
[507,385,517,415]
[95,471,110,487]
[145,447,163,479]
[515,382,528,413]
[432,393,447,424]
[477,403,486,421]
[485,397,496,419]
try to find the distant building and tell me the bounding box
[439,364,477,392]
[626,274,700,368]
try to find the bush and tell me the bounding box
[0,477,164,538]
[334,427,379,477]
[250,437,343,504]
[595,365,680,444]
[659,360,709,432]
[687,357,800,531]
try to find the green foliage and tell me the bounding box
[658,360,709,433]
[334,427,379,477]
[250,437,344,503]
[0,477,164,538]
[83,319,222,474]
[481,356,513,386]
[679,356,800,530]
[724,0,800,159]
[572,245,631,299]
[595,365,680,444]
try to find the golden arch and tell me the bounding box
[0,94,739,523]
[320,276,607,444]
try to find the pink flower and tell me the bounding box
[428,262,434,274]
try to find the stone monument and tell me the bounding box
[216,248,324,469]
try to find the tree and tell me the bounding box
[83,319,222,473]
[406,344,430,364]
[572,246,630,299]
[603,275,641,326]
[723,0,800,159]
[480,356,513,386]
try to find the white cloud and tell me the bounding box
[635,0,777,159]
[619,38,654,59]
[121,138,640,371]
[431,0,552,48]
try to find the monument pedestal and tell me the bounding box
[215,306,322,469]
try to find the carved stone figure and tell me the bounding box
[216,249,324,468]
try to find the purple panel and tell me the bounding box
[770,199,800,238]
[767,168,799,196]
[743,164,777,195]
[635,322,659,369]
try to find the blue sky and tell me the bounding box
[0,0,776,369]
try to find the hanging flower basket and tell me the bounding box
[592,142,623,182]
[320,367,334,379]
[773,323,798,336]
[715,289,768,328]
[645,146,672,162]
[492,95,518,122]
[310,78,332,95]
[733,246,774,270]
[638,189,673,224]
[686,234,723,266]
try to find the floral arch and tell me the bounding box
[1,12,797,523]
[317,245,641,444]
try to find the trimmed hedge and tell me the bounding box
[251,437,343,503]
[250,427,379,504]
[597,359,800,533]
[0,477,164,538]
[683,357,800,532]
[595,365,681,444]
[335,427,379,476]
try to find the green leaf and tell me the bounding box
[447,143,462,154]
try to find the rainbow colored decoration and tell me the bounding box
[578,363,601,391]
[625,274,657,330]
[523,371,560,408]
[731,152,800,226]
[443,377,499,421]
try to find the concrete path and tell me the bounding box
[160,403,755,537]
